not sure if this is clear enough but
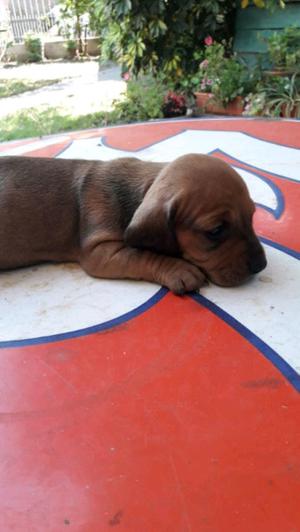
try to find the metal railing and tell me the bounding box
[8,0,57,42]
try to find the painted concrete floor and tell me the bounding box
[0,118,299,531]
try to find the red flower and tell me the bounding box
[122,72,131,81]
[164,91,186,109]
[162,91,187,117]
[204,35,213,46]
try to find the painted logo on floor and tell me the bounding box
[1,120,299,390]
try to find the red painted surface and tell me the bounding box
[214,151,300,253]
[1,294,300,531]
[24,141,72,158]
[0,119,299,531]
[0,138,33,152]
[100,119,300,151]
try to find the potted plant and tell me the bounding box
[194,37,224,110]
[209,57,250,115]
[244,74,300,118]
[266,26,300,75]
[194,38,247,115]
[162,91,187,118]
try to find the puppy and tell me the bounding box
[0,154,266,294]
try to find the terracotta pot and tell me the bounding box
[280,103,299,119]
[194,93,244,116]
[194,92,214,110]
[264,69,295,78]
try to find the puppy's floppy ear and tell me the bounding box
[124,195,180,256]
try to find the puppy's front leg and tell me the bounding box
[80,239,205,294]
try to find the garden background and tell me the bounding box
[0,0,299,142]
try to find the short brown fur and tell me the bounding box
[0,154,266,294]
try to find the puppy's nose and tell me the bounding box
[248,253,267,274]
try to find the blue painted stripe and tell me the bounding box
[190,293,300,393]
[213,148,300,185]
[0,287,168,349]
[260,237,300,260]
[189,237,300,392]
[209,149,285,219]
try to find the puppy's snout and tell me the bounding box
[248,246,267,274]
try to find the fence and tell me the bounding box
[8,0,57,43]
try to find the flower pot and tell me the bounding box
[162,92,187,118]
[162,108,187,118]
[194,93,244,116]
[280,103,299,119]
[264,69,295,78]
[194,92,214,110]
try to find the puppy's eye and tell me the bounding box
[205,224,225,240]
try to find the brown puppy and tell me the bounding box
[0,154,266,294]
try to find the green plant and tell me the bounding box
[194,39,254,105]
[24,33,42,62]
[66,39,77,57]
[244,74,300,117]
[1,87,174,141]
[196,40,226,93]
[243,92,267,116]
[211,58,248,104]
[164,50,204,97]
[113,75,166,122]
[267,26,300,70]
[58,0,94,55]
[264,73,300,117]
[242,0,285,8]
[0,106,115,142]
[95,0,285,80]
[162,92,187,118]
[95,0,236,81]
[0,29,12,62]
[0,79,61,98]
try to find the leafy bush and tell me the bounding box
[58,0,94,55]
[244,74,300,118]
[162,92,187,118]
[0,106,111,142]
[242,0,285,8]
[24,34,42,62]
[65,39,77,57]
[0,79,60,98]
[212,59,248,104]
[267,26,300,70]
[95,0,235,80]
[113,76,166,122]
[194,40,258,105]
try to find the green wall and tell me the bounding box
[234,1,300,67]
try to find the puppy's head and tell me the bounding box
[125,154,267,287]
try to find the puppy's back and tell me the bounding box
[0,156,84,268]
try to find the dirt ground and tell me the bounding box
[0,60,126,118]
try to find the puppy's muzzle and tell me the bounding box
[247,240,267,275]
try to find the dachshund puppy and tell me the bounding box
[0,154,266,294]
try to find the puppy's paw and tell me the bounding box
[162,260,206,295]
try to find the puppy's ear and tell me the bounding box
[124,196,180,256]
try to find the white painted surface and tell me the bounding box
[234,167,278,212]
[202,244,300,375]
[0,128,299,380]
[0,133,282,214]
[59,136,282,214]
[0,263,159,341]
[2,136,68,156]
[59,130,300,181]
